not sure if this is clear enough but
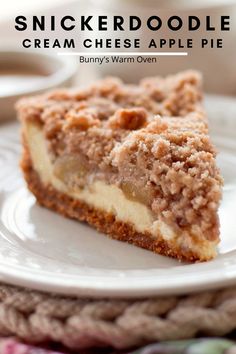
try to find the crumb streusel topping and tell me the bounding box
[17,71,223,242]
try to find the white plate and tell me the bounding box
[1,95,236,298]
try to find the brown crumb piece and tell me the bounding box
[108,108,148,130]
[64,108,101,131]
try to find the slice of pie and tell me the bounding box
[17,71,223,262]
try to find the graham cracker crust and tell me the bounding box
[20,143,209,263]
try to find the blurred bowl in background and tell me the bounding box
[0,49,78,122]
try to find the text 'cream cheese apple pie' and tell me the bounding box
[17,71,223,262]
